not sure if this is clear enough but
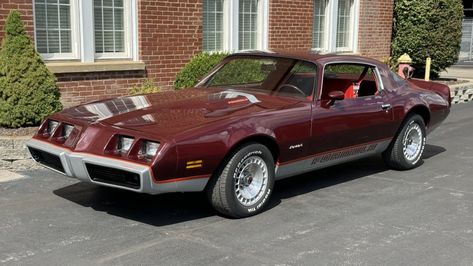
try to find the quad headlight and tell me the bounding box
[117,136,134,154]
[62,124,74,139]
[140,141,160,158]
[47,120,59,134]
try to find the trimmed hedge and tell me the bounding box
[174,52,228,89]
[391,0,463,73]
[0,11,62,128]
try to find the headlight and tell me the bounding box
[117,136,134,153]
[62,124,74,139]
[140,141,160,158]
[47,120,59,134]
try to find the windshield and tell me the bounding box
[201,56,317,100]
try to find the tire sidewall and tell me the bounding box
[400,115,426,166]
[224,144,275,217]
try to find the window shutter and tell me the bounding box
[203,0,224,51]
[239,0,258,50]
[34,0,72,54]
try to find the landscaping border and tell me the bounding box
[0,136,40,171]
[450,81,473,104]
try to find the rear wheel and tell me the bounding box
[383,114,426,170]
[206,143,275,218]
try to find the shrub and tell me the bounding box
[174,52,228,89]
[391,0,463,74]
[0,10,62,128]
[129,79,161,95]
[210,58,268,86]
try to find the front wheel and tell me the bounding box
[383,114,426,170]
[206,143,275,218]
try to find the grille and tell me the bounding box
[29,147,65,173]
[86,164,141,189]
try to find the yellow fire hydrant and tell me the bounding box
[397,53,413,79]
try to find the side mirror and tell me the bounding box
[328,90,345,101]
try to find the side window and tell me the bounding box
[279,61,317,99]
[321,63,379,100]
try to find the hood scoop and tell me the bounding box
[204,90,264,117]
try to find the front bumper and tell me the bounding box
[26,139,208,195]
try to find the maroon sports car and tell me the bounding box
[27,51,451,218]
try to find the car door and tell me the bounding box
[310,63,396,156]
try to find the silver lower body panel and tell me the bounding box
[26,139,209,195]
[275,139,391,180]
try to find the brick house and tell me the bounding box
[0,0,394,107]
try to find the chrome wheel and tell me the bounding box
[234,156,268,206]
[402,122,423,162]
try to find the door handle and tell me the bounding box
[381,104,392,110]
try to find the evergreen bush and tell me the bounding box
[391,0,463,74]
[0,10,62,128]
[174,52,228,89]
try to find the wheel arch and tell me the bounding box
[204,134,280,191]
[405,104,431,127]
[226,134,280,164]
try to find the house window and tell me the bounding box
[34,0,75,59]
[202,0,268,52]
[203,0,224,51]
[312,0,358,53]
[239,0,258,50]
[94,0,125,54]
[33,0,137,62]
[312,0,327,49]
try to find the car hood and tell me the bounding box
[59,88,301,138]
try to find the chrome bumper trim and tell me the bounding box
[26,139,208,195]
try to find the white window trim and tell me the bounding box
[33,0,138,62]
[312,0,359,53]
[33,0,81,60]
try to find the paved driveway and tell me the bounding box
[1,102,473,265]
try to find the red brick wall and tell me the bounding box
[0,0,34,39]
[358,0,394,59]
[57,71,145,107]
[269,0,314,50]
[0,0,393,107]
[57,0,203,107]
[139,0,202,88]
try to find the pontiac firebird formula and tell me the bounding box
[27,51,451,218]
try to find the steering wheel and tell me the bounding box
[275,84,306,97]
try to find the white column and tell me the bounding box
[80,0,95,63]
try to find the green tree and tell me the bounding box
[0,10,62,128]
[391,0,463,74]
